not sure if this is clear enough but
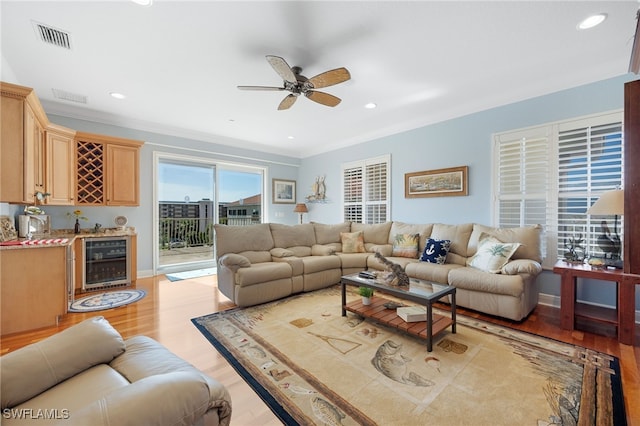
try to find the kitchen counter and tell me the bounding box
[0,227,136,250]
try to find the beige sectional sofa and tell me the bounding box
[214,221,543,321]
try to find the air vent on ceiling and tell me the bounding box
[32,21,71,50]
[52,88,87,104]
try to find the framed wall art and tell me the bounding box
[272,179,296,204]
[405,166,468,198]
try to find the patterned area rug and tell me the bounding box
[192,285,626,426]
[68,289,146,312]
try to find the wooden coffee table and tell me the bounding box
[341,273,456,352]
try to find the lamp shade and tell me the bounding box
[587,189,624,215]
[293,203,308,213]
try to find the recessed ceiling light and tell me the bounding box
[110,92,126,100]
[131,0,152,6]
[577,13,607,30]
[287,136,295,140]
[365,102,377,109]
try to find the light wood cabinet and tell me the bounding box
[0,246,68,336]
[0,82,48,204]
[44,123,76,205]
[75,132,143,206]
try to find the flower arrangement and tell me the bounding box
[67,210,88,221]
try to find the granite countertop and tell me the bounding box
[0,227,136,250]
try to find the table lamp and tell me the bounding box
[293,203,308,224]
[587,189,624,268]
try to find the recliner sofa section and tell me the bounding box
[214,221,543,321]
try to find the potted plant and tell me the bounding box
[358,286,374,305]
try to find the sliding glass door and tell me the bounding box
[155,154,264,274]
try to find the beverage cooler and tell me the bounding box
[82,236,131,290]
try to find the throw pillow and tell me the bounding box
[340,231,365,253]
[391,233,420,258]
[468,233,520,273]
[420,238,451,264]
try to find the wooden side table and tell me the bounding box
[553,260,639,345]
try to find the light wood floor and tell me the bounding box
[1,275,638,426]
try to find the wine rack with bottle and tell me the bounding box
[82,236,131,290]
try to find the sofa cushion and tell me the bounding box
[405,262,462,285]
[468,224,543,263]
[270,223,316,248]
[468,233,520,273]
[501,259,542,276]
[238,250,272,264]
[234,262,292,286]
[351,221,393,245]
[312,222,351,244]
[448,267,525,298]
[341,231,366,253]
[214,224,274,256]
[389,221,434,254]
[430,223,473,260]
[420,238,451,264]
[391,233,420,258]
[1,316,125,410]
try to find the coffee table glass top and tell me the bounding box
[342,272,454,302]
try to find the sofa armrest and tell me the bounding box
[218,253,251,271]
[270,247,295,258]
[501,259,542,276]
[311,244,335,256]
[59,372,231,426]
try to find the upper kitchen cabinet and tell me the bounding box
[75,132,144,206]
[44,123,76,206]
[0,82,48,204]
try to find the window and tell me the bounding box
[493,111,623,268]
[342,155,390,224]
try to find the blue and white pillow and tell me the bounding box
[420,238,451,264]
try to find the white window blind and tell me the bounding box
[493,111,623,268]
[343,155,390,224]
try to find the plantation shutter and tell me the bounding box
[557,113,623,261]
[494,126,552,264]
[343,155,390,224]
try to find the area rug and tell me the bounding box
[165,267,216,282]
[192,285,626,426]
[68,289,146,312]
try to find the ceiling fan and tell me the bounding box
[238,55,351,110]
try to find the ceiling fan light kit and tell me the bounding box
[238,55,351,110]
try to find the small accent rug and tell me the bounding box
[192,286,626,426]
[165,267,216,282]
[69,289,146,312]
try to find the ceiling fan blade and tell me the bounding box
[266,55,297,83]
[237,85,285,91]
[278,94,298,110]
[308,68,351,89]
[305,91,341,107]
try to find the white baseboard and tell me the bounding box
[538,292,640,325]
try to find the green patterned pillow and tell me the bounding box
[391,233,420,258]
[468,233,520,273]
[340,231,366,253]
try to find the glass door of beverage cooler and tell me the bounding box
[83,236,131,290]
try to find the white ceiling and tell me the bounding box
[2,1,638,158]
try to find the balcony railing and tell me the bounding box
[159,216,260,266]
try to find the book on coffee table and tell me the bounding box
[397,306,427,322]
